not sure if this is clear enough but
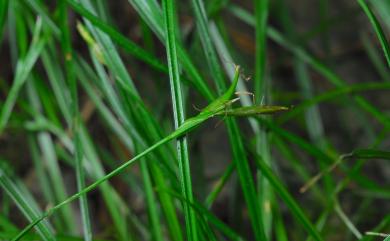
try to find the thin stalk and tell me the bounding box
[162,0,198,240]
[254,0,272,238]
[59,1,91,240]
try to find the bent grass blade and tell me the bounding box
[11,66,288,241]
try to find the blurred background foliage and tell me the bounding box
[0,0,389,240]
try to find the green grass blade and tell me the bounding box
[127,0,215,101]
[23,0,60,36]
[226,120,267,240]
[138,150,164,241]
[207,0,229,17]
[162,0,198,240]
[272,135,326,204]
[205,162,235,208]
[252,154,323,241]
[361,32,390,82]
[357,0,390,67]
[40,47,72,123]
[0,0,8,43]
[254,0,273,237]
[254,0,268,100]
[59,1,92,240]
[278,82,390,125]
[334,200,362,239]
[157,188,245,241]
[0,161,55,241]
[258,117,334,165]
[14,5,28,57]
[0,18,44,134]
[7,0,17,68]
[369,0,390,30]
[127,0,164,38]
[273,202,289,241]
[294,57,327,149]
[78,127,131,241]
[66,0,167,73]
[31,92,76,233]
[27,134,55,208]
[22,57,76,233]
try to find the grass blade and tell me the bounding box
[254,0,273,237]
[0,161,55,241]
[127,0,215,100]
[0,0,8,43]
[0,17,44,134]
[252,154,323,241]
[162,0,198,240]
[25,72,76,233]
[357,0,390,67]
[278,82,390,125]
[205,162,235,208]
[158,188,245,241]
[59,1,92,240]
[139,159,164,241]
[66,0,167,73]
